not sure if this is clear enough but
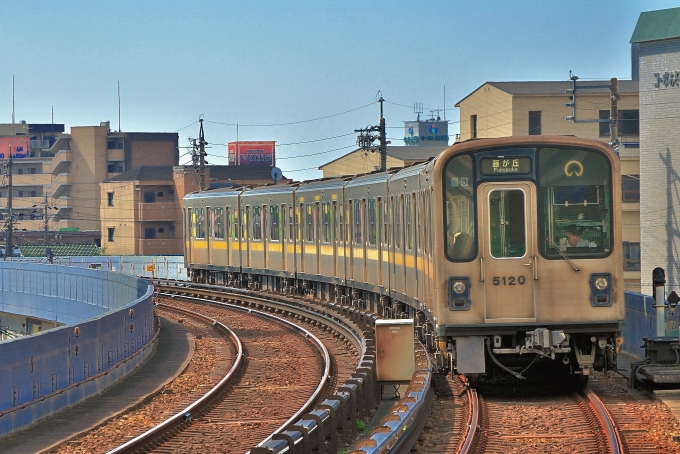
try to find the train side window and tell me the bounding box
[331,201,337,243]
[353,200,362,245]
[241,208,247,240]
[213,207,224,239]
[297,204,303,242]
[488,189,526,258]
[538,147,612,257]
[304,204,311,242]
[347,200,353,243]
[338,202,344,244]
[444,154,475,261]
[287,205,293,242]
[321,202,330,243]
[367,198,376,246]
[270,205,280,241]
[253,206,262,240]
[395,195,403,249]
[196,208,205,239]
[188,208,195,238]
[383,198,389,247]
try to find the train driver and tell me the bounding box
[563,224,596,249]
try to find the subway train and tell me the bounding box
[183,135,623,383]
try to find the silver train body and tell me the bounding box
[184,136,624,380]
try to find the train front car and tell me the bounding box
[433,136,623,384]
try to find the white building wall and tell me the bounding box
[639,38,680,294]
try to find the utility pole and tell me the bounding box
[354,93,390,172]
[565,73,621,151]
[190,117,208,191]
[6,147,13,258]
[378,94,387,172]
[43,192,49,244]
[609,77,619,147]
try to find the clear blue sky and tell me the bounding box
[0,0,676,181]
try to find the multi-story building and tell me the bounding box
[100,164,289,255]
[0,122,178,246]
[455,81,641,290]
[631,7,680,295]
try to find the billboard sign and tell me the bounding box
[0,136,29,159]
[403,120,449,146]
[228,141,275,166]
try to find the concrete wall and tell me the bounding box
[48,255,188,281]
[0,263,155,436]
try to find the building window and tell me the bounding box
[599,110,639,137]
[157,192,164,197]
[145,228,156,239]
[158,227,164,233]
[622,175,640,202]
[470,114,478,139]
[107,162,124,173]
[108,228,115,242]
[29,168,36,174]
[623,242,640,271]
[528,111,541,135]
[107,192,114,206]
[144,192,156,203]
[620,110,640,136]
[17,169,23,175]
[599,110,610,137]
[30,191,36,197]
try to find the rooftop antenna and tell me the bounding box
[12,74,15,126]
[118,80,121,132]
[430,109,441,121]
[413,103,423,121]
[444,85,446,121]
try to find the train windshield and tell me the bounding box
[444,155,476,261]
[538,147,612,257]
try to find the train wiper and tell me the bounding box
[547,237,580,272]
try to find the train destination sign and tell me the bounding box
[480,157,531,175]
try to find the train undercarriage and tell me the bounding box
[189,268,619,384]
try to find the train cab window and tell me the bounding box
[488,189,526,258]
[270,205,280,241]
[538,147,612,257]
[213,207,224,239]
[444,155,476,261]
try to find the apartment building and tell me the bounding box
[455,80,641,290]
[0,122,178,246]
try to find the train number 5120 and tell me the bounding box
[492,276,526,286]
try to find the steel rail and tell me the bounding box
[107,303,244,454]
[457,376,480,454]
[583,387,625,454]
[151,292,334,453]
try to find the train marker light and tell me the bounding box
[452,281,466,294]
[595,277,608,290]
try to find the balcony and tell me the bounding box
[45,150,72,175]
[137,238,183,255]
[138,203,182,222]
[49,173,73,198]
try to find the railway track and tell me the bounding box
[110,298,330,453]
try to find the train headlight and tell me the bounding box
[590,273,613,307]
[595,277,609,290]
[448,277,471,311]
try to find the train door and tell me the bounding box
[261,204,267,269]
[361,198,367,282]
[185,208,193,264]
[243,206,251,269]
[479,182,536,321]
[376,197,383,286]
[314,201,320,275]
[280,204,287,272]
[206,207,214,264]
[331,201,338,277]
[298,202,304,273]
[348,200,354,280]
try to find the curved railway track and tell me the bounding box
[109,298,331,453]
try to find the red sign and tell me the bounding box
[0,136,30,159]
[228,141,275,166]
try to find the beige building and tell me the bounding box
[319,146,446,178]
[456,81,641,290]
[0,122,178,247]
[101,164,289,256]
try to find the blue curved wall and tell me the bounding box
[0,263,155,436]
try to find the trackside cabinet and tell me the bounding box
[375,319,415,382]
